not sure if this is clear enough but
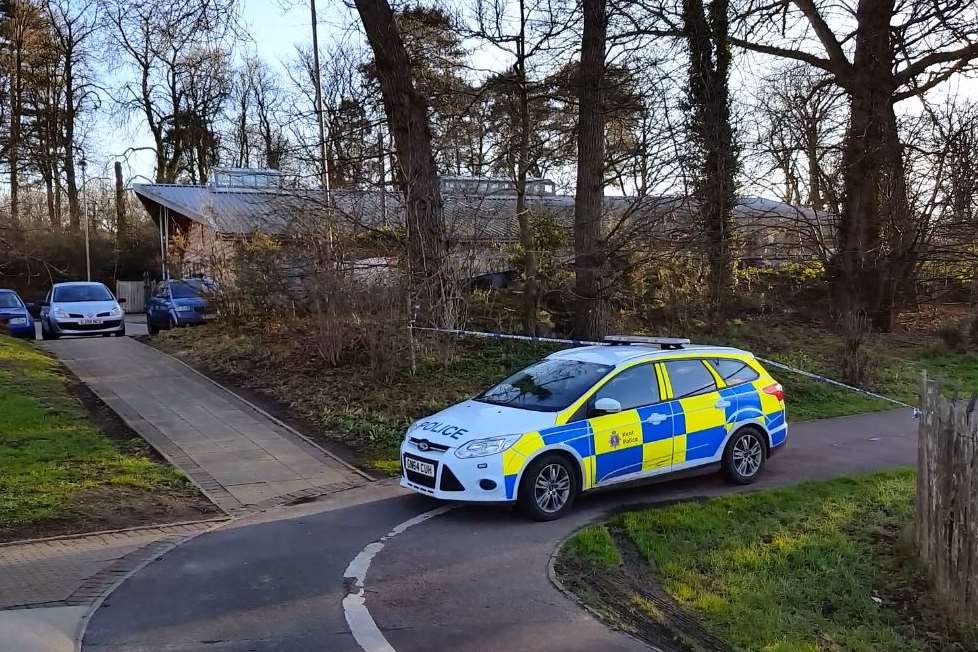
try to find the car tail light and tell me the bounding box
[763,383,784,402]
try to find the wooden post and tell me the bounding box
[915,372,978,624]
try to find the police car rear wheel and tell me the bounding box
[518,454,577,521]
[722,428,766,484]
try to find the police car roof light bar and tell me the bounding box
[605,335,690,350]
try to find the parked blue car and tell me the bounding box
[0,289,36,340]
[145,279,216,335]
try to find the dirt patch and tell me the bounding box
[554,525,731,652]
[0,485,218,543]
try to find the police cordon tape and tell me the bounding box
[410,326,920,416]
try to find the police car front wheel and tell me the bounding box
[518,453,578,521]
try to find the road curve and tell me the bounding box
[83,409,916,651]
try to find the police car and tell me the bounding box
[400,336,787,520]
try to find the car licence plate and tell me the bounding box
[404,456,435,477]
[78,319,102,325]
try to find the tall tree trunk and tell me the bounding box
[805,126,823,210]
[353,0,448,325]
[44,172,57,228]
[65,150,80,232]
[833,0,912,332]
[8,24,21,232]
[684,0,737,327]
[115,161,127,246]
[515,0,538,335]
[573,0,607,340]
[54,165,63,224]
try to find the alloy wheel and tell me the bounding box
[733,433,763,477]
[534,463,571,513]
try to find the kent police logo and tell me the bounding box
[609,431,621,449]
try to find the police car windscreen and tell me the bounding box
[476,359,613,412]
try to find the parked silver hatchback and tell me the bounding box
[40,282,127,340]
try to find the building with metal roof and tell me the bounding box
[132,168,834,279]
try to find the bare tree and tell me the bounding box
[682,0,738,325]
[732,0,978,330]
[751,64,845,212]
[104,0,238,183]
[46,0,99,233]
[574,0,607,339]
[469,0,575,334]
[2,1,46,232]
[353,0,447,323]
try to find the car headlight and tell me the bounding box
[454,434,522,458]
[175,305,195,312]
[52,307,68,319]
[9,317,26,325]
[109,305,123,316]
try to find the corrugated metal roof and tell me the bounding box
[132,183,829,243]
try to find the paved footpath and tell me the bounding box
[43,337,368,513]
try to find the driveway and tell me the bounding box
[82,408,917,652]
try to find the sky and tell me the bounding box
[100,0,978,195]
[105,0,339,185]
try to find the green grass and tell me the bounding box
[565,525,623,569]
[0,335,189,533]
[584,471,945,651]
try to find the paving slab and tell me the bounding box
[0,605,87,652]
[43,337,368,513]
[0,522,219,610]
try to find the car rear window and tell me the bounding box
[53,285,113,302]
[476,359,613,412]
[0,293,21,308]
[710,358,760,386]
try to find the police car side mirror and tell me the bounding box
[593,397,622,416]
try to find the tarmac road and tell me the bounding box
[82,408,916,652]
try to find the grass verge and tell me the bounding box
[150,320,978,470]
[0,335,216,542]
[556,471,978,652]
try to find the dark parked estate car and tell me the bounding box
[145,279,216,335]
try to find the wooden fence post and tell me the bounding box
[914,372,978,625]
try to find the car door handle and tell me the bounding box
[715,399,731,409]
[645,413,668,425]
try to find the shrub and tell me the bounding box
[938,321,969,352]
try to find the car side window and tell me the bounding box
[665,359,718,399]
[710,358,759,386]
[592,364,660,411]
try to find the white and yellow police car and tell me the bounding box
[400,336,787,520]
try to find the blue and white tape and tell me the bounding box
[410,326,919,415]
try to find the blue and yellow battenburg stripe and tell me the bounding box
[500,357,788,500]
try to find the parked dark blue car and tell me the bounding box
[0,289,36,339]
[145,279,216,335]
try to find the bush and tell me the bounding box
[938,321,969,352]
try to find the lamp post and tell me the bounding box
[78,156,91,282]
